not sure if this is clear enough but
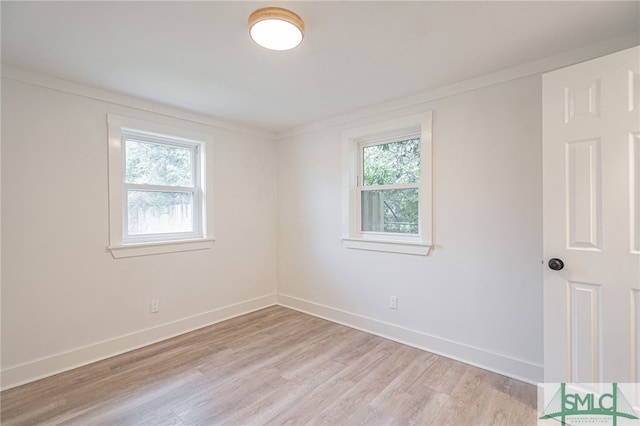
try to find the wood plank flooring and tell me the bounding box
[0,306,537,425]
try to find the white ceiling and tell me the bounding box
[2,1,638,133]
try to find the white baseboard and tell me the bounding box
[2,292,543,390]
[277,293,543,385]
[1,293,277,391]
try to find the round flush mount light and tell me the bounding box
[248,7,305,51]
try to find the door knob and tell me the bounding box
[548,258,564,271]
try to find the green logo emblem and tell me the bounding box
[540,383,639,425]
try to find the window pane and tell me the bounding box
[363,138,420,186]
[361,188,418,234]
[127,191,194,235]
[125,139,193,186]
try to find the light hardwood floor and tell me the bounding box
[1,306,537,425]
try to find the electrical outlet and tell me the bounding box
[150,299,160,313]
[389,296,398,310]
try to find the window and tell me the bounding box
[122,130,202,242]
[342,111,432,255]
[360,136,421,235]
[107,114,214,258]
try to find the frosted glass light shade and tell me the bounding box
[248,7,304,51]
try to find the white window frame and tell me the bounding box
[342,111,433,255]
[121,129,203,244]
[107,114,214,258]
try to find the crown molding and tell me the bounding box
[4,32,637,141]
[1,64,278,141]
[277,33,639,140]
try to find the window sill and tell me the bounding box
[342,237,432,256]
[108,238,214,259]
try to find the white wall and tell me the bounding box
[1,68,544,388]
[277,75,544,383]
[1,76,278,388]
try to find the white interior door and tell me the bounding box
[543,46,640,384]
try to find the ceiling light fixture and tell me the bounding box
[248,7,305,51]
